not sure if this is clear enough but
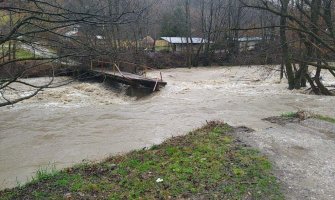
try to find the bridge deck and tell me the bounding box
[90,68,167,91]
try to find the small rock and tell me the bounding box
[108,163,117,170]
[78,192,85,197]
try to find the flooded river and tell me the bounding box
[1,66,335,189]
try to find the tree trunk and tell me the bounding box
[315,66,332,95]
[310,0,332,95]
[185,0,192,68]
[280,0,295,89]
[306,73,320,94]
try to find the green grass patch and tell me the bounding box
[34,164,58,181]
[15,49,36,59]
[0,48,36,59]
[281,111,298,118]
[282,111,335,124]
[313,114,335,124]
[0,11,10,26]
[0,122,283,199]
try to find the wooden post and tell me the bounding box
[160,72,163,81]
[153,78,159,91]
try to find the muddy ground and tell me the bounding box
[235,117,335,200]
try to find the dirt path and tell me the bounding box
[235,118,335,199]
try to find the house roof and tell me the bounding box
[236,37,263,42]
[65,30,78,37]
[161,37,209,44]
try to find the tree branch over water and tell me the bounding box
[0,0,154,106]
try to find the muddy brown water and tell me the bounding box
[1,66,335,190]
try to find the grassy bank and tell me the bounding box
[0,122,283,199]
[281,111,335,124]
[0,48,35,59]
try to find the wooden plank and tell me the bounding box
[89,68,167,90]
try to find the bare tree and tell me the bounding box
[240,0,335,95]
[0,0,154,107]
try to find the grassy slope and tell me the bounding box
[0,122,283,200]
[313,114,335,124]
[0,46,36,59]
[281,111,335,124]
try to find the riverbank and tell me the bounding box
[0,121,283,199]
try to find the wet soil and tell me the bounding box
[235,118,335,200]
[263,116,301,125]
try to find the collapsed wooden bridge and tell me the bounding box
[88,61,167,91]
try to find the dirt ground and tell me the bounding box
[235,118,335,199]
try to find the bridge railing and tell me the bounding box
[89,59,163,82]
